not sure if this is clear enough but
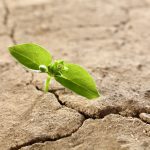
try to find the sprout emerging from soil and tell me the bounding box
[9,43,100,99]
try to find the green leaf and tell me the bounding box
[9,43,52,70]
[55,63,100,99]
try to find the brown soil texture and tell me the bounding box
[0,0,150,150]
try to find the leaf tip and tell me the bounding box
[88,90,100,100]
[8,46,15,55]
[8,46,13,51]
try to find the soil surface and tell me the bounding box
[0,0,150,150]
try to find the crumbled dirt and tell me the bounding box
[0,0,150,150]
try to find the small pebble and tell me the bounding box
[139,113,150,123]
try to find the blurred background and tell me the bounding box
[1,0,150,70]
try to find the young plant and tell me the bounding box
[9,43,100,99]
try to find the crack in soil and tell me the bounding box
[2,0,17,45]
[2,0,9,26]
[34,83,150,124]
[3,56,149,149]
[49,89,91,119]
[35,84,91,119]
[0,3,90,148]
[1,2,149,149]
[10,24,17,44]
[9,117,86,150]
[9,83,150,150]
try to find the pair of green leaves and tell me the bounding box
[9,43,100,99]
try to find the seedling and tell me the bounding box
[9,43,100,99]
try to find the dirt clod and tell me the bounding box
[140,113,150,124]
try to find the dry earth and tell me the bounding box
[0,0,150,150]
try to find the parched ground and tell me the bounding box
[0,0,150,150]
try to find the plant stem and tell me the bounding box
[44,75,51,92]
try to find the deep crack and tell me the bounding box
[49,89,90,119]
[34,83,150,124]
[35,84,91,119]
[49,89,64,106]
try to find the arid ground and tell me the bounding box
[0,0,150,150]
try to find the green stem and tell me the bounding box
[44,75,51,92]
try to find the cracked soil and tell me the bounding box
[0,0,150,150]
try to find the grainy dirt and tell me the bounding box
[0,0,150,150]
